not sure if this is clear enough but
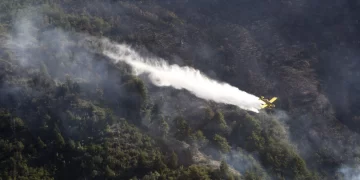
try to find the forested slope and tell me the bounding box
[0,0,360,180]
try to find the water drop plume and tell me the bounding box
[100,38,264,113]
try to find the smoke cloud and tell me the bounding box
[99,38,264,113]
[338,165,360,180]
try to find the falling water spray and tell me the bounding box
[100,38,264,113]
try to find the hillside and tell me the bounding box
[1,0,360,179]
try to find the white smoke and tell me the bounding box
[338,165,360,180]
[100,38,264,113]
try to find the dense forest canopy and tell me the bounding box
[1,0,360,179]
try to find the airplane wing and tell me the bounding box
[260,104,268,109]
[269,97,278,103]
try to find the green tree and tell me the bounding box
[142,171,160,180]
[174,116,191,141]
[169,151,178,169]
[105,165,116,177]
[219,160,235,180]
[213,110,229,134]
[244,170,263,180]
[220,160,229,175]
[213,134,231,153]
[190,130,209,148]
[40,61,50,78]
[179,165,211,180]
[159,117,169,138]
[14,117,25,130]
[37,137,46,149]
[67,139,75,150]
[55,132,65,148]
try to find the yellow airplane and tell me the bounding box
[259,96,278,109]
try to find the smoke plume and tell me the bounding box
[99,38,264,113]
[338,165,360,180]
